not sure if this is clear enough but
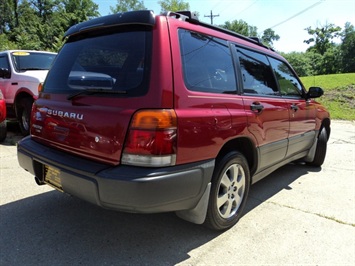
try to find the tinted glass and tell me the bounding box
[0,56,10,70]
[179,29,236,93]
[44,29,152,96]
[269,57,303,97]
[237,47,278,95]
[10,52,56,72]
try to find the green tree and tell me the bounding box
[30,0,57,22]
[1,0,99,51]
[320,45,342,74]
[304,23,342,55]
[7,0,42,50]
[158,0,189,13]
[221,19,258,37]
[261,28,280,48]
[0,0,18,34]
[110,0,146,13]
[0,33,17,50]
[281,52,312,77]
[62,0,99,25]
[305,52,324,76]
[340,22,355,73]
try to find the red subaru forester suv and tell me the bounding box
[17,10,330,230]
[0,89,6,142]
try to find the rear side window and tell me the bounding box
[179,29,236,94]
[44,28,152,96]
[236,47,278,95]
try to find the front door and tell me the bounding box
[268,57,317,157]
[0,54,12,107]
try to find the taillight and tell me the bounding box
[122,109,177,167]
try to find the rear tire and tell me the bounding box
[0,120,6,142]
[204,151,250,230]
[18,98,33,136]
[307,127,328,167]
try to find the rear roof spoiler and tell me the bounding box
[64,10,273,51]
[64,10,156,37]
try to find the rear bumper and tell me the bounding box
[17,136,214,213]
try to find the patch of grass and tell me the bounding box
[300,73,355,120]
[301,73,355,90]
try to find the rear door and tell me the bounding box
[234,47,289,170]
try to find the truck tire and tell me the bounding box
[18,98,33,136]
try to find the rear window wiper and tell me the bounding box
[67,88,127,100]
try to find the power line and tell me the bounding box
[235,0,259,16]
[266,0,325,30]
[226,0,259,22]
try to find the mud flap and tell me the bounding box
[304,137,318,162]
[176,183,211,224]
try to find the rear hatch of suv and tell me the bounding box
[30,11,166,165]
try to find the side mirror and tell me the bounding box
[306,86,324,99]
[0,68,10,79]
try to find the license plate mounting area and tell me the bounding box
[44,165,63,192]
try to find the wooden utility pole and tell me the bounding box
[204,10,219,25]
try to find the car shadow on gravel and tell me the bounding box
[0,162,321,266]
[245,162,322,214]
[0,190,218,265]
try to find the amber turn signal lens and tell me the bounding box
[130,109,177,129]
[38,82,44,93]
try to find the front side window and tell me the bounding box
[44,28,152,96]
[10,51,56,72]
[179,29,236,94]
[237,47,278,95]
[269,58,303,97]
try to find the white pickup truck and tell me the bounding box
[0,50,56,135]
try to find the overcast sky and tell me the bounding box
[94,0,355,53]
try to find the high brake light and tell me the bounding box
[122,109,177,167]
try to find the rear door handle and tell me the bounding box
[250,102,264,113]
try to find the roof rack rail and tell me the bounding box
[249,36,262,44]
[176,11,199,23]
[167,10,273,51]
[164,11,199,24]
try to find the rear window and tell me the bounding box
[44,28,152,97]
[11,51,56,72]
